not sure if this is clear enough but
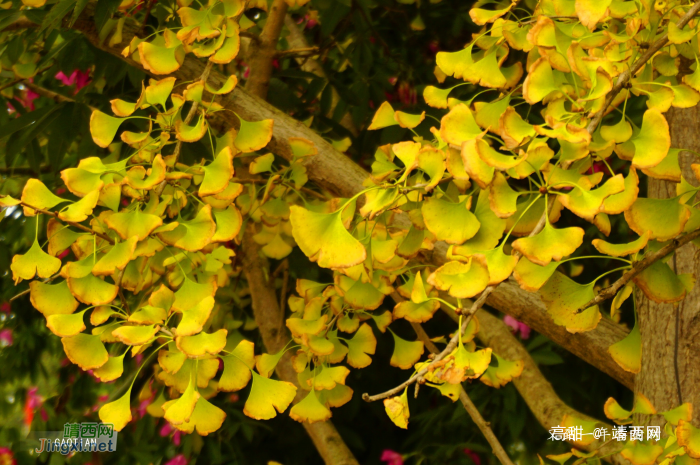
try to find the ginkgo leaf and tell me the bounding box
[461,139,495,188]
[480,353,524,388]
[173,396,227,435]
[602,167,639,215]
[21,179,67,215]
[393,298,440,323]
[394,110,425,129]
[211,205,243,242]
[575,0,612,30]
[29,280,78,316]
[422,196,480,244]
[368,101,398,130]
[633,260,690,304]
[11,239,61,283]
[500,106,536,149]
[663,404,693,426]
[125,155,167,190]
[476,140,526,170]
[440,104,483,146]
[423,85,458,109]
[176,296,215,336]
[310,365,350,391]
[158,205,216,251]
[234,117,273,152]
[98,388,133,432]
[383,389,409,429]
[539,273,601,333]
[620,442,664,465]
[46,310,87,337]
[175,114,208,142]
[105,209,163,241]
[112,324,160,345]
[592,232,649,257]
[631,110,671,169]
[250,153,274,174]
[128,306,166,325]
[90,111,126,148]
[176,329,227,358]
[523,58,561,104]
[62,333,109,370]
[163,372,200,425]
[481,247,519,286]
[559,174,625,221]
[489,172,520,218]
[289,389,332,424]
[93,355,126,382]
[417,147,446,191]
[512,222,584,266]
[346,323,377,369]
[92,237,138,276]
[172,277,217,312]
[290,206,366,269]
[470,4,513,25]
[243,371,297,420]
[427,257,490,299]
[608,322,641,373]
[600,118,633,144]
[389,330,424,369]
[198,147,235,196]
[138,42,185,75]
[677,420,700,459]
[513,258,560,292]
[625,197,690,241]
[454,189,506,255]
[454,346,492,379]
[67,274,119,306]
[220,340,255,392]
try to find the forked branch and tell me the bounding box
[578,228,700,312]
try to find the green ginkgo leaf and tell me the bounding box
[513,257,560,292]
[290,206,366,269]
[138,41,185,75]
[389,330,425,370]
[608,322,641,374]
[112,324,160,345]
[158,205,216,252]
[92,237,138,276]
[559,174,625,221]
[592,232,649,257]
[625,197,690,241]
[620,442,664,465]
[422,196,480,245]
[522,58,561,104]
[62,333,109,370]
[21,179,67,215]
[346,323,377,369]
[289,389,332,424]
[172,277,217,312]
[249,153,274,174]
[633,260,691,304]
[481,247,519,286]
[234,116,273,152]
[98,388,133,431]
[512,222,584,266]
[539,273,601,333]
[480,353,524,388]
[90,111,126,148]
[427,257,490,299]
[199,147,235,197]
[453,189,506,256]
[243,371,297,420]
[11,239,61,283]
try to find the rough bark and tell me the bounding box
[636,106,700,427]
[69,6,630,390]
[243,0,288,98]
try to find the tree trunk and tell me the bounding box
[636,106,700,427]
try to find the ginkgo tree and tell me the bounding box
[2,0,700,463]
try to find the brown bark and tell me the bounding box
[70,5,630,392]
[636,107,700,427]
[244,0,288,98]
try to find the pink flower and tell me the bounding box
[55,70,91,94]
[0,447,17,465]
[24,387,43,428]
[0,302,11,313]
[164,454,188,465]
[57,250,70,259]
[464,448,481,465]
[504,315,531,340]
[161,423,183,446]
[0,329,12,347]
[380,449,403,465]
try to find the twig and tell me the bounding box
[0,78,22,92]
[244,0,289,98]
[279,264,289,315]
[239,31,259,42]
[171,61,214,165]
[578,228,700,313]
[409,321,515,465]
[23,81,99,112]
[137,0,155,36]
[276,46,319,57]
[19,201,115,244]
[585,0,700,134]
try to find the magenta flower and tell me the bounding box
[160,422,182,446]
[164,454,188,465]
[504,315,531,339]
[0,447,17,465]
[0,329,12,347]
[464,448,481,464]
[380,449,403,465]
[55,70,91,93]
[1,302,11,313]
[24,387,44,428]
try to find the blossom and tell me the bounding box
[55,70,91,93]
[164,454,188,465]
[464,448,481,465]
[380,449,403,465]
[24,387,45,428]
[0,329,12,347]
[0,302,11,313]
[0,447,17,465]
[504,315,531,340]
[160,422,182,446]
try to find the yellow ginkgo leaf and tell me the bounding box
[368,101,398,130]
[92,237,138,276]
[389,330,424,370]
[575,0,612,30]
[89,111,127,148]
[11,239,61,283]
[175,329,227,358]
[624,197,690,241]
[46,310,87,337]
[480,353,524,388]
[608,322,641,373]
[93,355,126,382]
[67,274,119,306]
[512,222,584,266]
[243,371,297,420]
[539,273,601,333]
[440,103,483,146]
[163,372,200,425]
[219,340,255,392]
[678,420,700,459]
[592,232,649,257]
[199,148,235,197]
[346,323,377,369]
[234,116,274,152]
[112,324,160,345]
[290,206,366,269]
[289,389,332,424]
[172,396,226,435]
[138,41,185,75]
[422,196,481,245]
[175,296,215,337]
[98,388,133,431]
[29,280,78,316]
[427,257,490,299]
[383,389,409,429]
[158,205,216,252]
[62,333,109,370]
[21,179,67,216]
[630,110,671,169]
[105,209,163,241]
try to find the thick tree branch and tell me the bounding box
[70,6,630,389]
[579,228,700,312]
[409,321,515,465]
[244,0,288,98]
[586,0,700,134]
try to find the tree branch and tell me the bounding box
[585,0,700,134]
[409,322,515,465]
[244,0,288,98]
[19,201,115,244]
[579,228,700,313]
